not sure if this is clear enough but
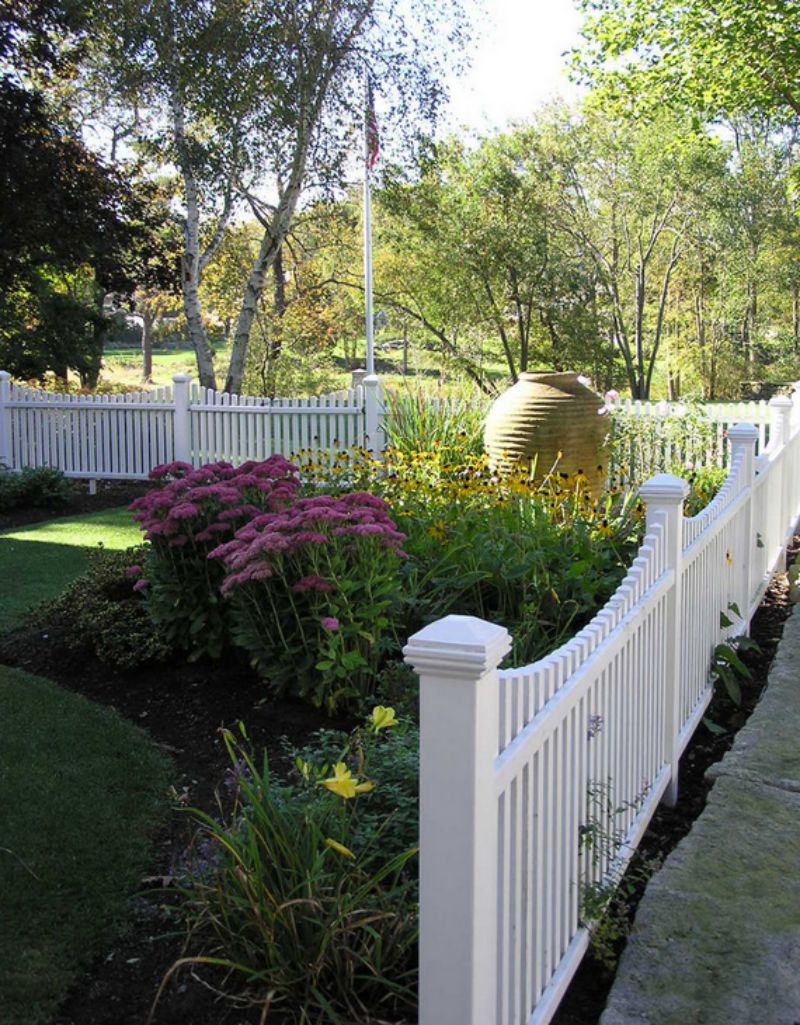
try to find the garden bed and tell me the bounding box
[0,544,792,1025]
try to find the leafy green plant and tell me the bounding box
[164,715,418,1024]
[29,547,171,670]
[0,466,72,513]
[579,781,657,970]
[608,402,720,488]
[382,385,489,462]
[710,631,760,706]
[680,464,728,517]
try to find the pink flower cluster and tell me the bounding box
[129,457,300,548]
[210,492,407,596]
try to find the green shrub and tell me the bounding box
[608,402,720,487]
[679,464,728,517]
[0,466,72,513]
[286,711,420,883]
[170,716,418,1024]
[31,547,171,670]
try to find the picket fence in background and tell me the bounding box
[403,392,800,1025]
[607,397,772,484]
[0,369,781,484]
[0,372,382,479]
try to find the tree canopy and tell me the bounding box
[574,0,800,124]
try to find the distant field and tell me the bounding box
[96,336,509,397]
[100,344,223,388]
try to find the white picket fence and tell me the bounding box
[607,398,772,484]
[0,372,382,478]
[0,369,780,485]
[403,393,800,1025]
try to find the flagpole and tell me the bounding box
[363,68,375,376]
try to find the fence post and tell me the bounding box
[404,614,512,1025]
[791,382,800,432]
[639,473,688,807]
[768,394,792,450]
[172,374,192,465]
[728,424,759,627]
[363,373,384,456]
[0,372,11,469]
[351,368,367,390]
[768,396,794,561]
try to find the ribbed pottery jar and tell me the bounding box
[484,371,608,494]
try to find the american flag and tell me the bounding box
[366,76,379,172]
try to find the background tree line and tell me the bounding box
[2,0,799,400]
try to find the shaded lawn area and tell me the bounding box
[0,666,172,1025]
[0,507,142,630]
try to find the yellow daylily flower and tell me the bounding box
[370,706,398,732]
[325,837,355,859]
[321,762,357,799]
[320,763,375,799]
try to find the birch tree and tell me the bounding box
[94,0,469,391]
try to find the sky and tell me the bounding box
[442,0,585,135]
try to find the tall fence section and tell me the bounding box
[403,392,800,1025]
[0,372,382,478]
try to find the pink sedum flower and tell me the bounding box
[320,616,340,632]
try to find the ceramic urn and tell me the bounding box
[484,371,608,493]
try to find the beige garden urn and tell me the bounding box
[483,371,609,494]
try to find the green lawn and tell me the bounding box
[0,507,142,630]
[0,666,171,1025]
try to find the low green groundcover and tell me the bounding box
[0,666,171,1025]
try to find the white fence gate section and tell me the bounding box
[0,372,382,478]
[404,394,800,1025]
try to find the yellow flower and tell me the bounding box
[321,762,357,799]
[324,837,355,859]
[369,705,398,733]
[320,762,375,799]
[427,520,447,542]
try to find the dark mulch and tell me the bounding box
[0,497,794,1025]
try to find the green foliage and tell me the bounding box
[31,547,171,670]
[574,0,800,126]
[0,466,72,513]
[710,631,760,706]
[383,385,489,459]
[130,457,300,662]
[579,781,658,970]
[682,465,728,517]
[302,441,642,666]
[287,714,420,888]
[170,719,418,1024]
[222,503,406,713]
[607,402,721,487]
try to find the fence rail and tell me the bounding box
[404,391,800,1025]
[0,372,382,478]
